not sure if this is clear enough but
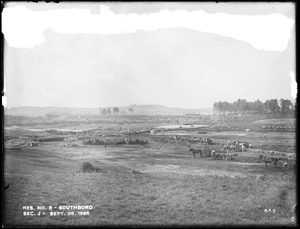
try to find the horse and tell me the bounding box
[211,150,225,160]
[223,144,230,153]
[189,148,203,158]
[211,150,216,159]
[259,155,278,169]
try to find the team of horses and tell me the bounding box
[189,139,295,170]
[258,154,293,170]
[189,147,238,161]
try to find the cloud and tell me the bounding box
[2,4,294,51]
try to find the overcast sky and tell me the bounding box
[3,2,296,109]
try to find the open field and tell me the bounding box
[3,114,297,226]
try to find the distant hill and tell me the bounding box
[4,106,99,117]
[4,105,213,117]
[119,105,213,116]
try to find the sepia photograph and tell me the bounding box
[2,1,297,227]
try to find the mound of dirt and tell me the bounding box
[209,124,231,130]
[237,156,261,163]
[78,162,102,173]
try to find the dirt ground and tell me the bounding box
[3,114,297,226]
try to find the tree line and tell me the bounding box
[100,107,119,115]
[213,99,296,116]
[99,107,135,115]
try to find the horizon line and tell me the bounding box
[4,97,296,110]
[4,104,212,110]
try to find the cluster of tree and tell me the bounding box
[99,107,136,115]
[213,99,296,116]
[100,107,119,115]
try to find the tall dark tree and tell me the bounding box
[236,99,242,113]
[232,101,238,114]
[264,100,270,114]
[107,107,111,115]
[239,99,249,113]
[217,101,223,114]
[223,101,230,114]
[113,107,119,114]
[213,102,218,115]
[213,98,282,115]
[101,108,107,115]
[280,99,293,115]
[253,99,264,114]
[264,99,280,116]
